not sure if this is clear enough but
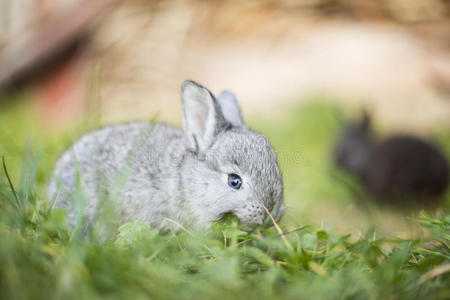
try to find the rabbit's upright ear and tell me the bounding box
[217,91,245,127]
[181,80,226,153]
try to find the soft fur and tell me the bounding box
[48,81,285,230]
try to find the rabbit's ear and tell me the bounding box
[217,91,245,127]
[182,80,226,153]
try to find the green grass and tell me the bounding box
[0,99,449,299]
[0,156,449,299]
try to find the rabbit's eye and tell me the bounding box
[228,174,242,190]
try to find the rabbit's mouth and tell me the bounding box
[216,211,263,232]
[217,211,237,222]
[216,211,251,231]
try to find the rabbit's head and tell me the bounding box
[334,111,373,177]
[179,81,285,228]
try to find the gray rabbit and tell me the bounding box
[48,81,285,230]
[334,111,449,206]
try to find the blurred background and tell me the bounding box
[1,0,449,237]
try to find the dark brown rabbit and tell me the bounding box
[334,112,449,206]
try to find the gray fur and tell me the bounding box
[48,80,285,231]
[217,91,244,127]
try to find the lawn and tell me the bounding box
[0,98,449,299]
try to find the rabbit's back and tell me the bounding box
[48,122,185,228]
[364,135,449,202]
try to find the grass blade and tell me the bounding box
[2,155,21,211]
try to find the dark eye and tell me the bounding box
[228,174,242,190]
